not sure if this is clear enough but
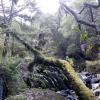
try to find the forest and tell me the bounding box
[0,0,99,100]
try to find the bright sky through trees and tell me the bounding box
[36,0,60,14]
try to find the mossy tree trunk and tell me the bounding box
[33,55,96,100]
[10,32,96,100]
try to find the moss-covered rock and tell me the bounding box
[86,60,100,74]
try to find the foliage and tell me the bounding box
[80,31,88,42]
[0,57,27,95]
[5,95,25,100]
[60,14,77,37]
[86,60,100,74]
[24,63,69,91]
[11,21,22,33]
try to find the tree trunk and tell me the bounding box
[33,55,96,100]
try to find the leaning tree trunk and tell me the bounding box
[9,31,96,100]
[32,55,96,100]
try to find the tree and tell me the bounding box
[0,0,38,58]
[60,0,100,60]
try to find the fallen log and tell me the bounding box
[8,31,96,100]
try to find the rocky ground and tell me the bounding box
[5,88,66,100]
[5,73,100,100]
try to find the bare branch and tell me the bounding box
[1,0,6,23]
[7,3,29,21]
[84,3,100,9]
[79,7,85,14]
[61,3,96,28]
[8,0,14,22]
[84,0,100,9]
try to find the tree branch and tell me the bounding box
[61,3,96,28]
[8,0,14,22]
[7,3,29,21]
[79,7,85,14]
[84,0,100,9]
[1,0,6,23]
[84,3,100,9]
[8,31,42,58]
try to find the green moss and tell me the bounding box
[34,56,96,100]
[5,95,25,100]
[86,60,100,73]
